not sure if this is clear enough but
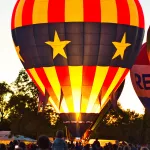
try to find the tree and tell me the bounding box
[7,94,38,119]
[0,82,13,124]
[91,104,143,143]
[8,95,62,138]
[140,109,150,144]
[102,104,142,127]
[12,69,39,98]
[7,69,61,138]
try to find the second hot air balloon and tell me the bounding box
[130,43,150,113]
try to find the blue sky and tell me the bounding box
[0,0,149,113]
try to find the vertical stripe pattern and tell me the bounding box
[12,0,144,29]
[55,67,75,112]
[100,68,127,110]
[27,66,127,113]
[43,67,61,102]
[100,67,119,100]
[27,66,128,113]
[35,68,60,110]
[43,68,68,112]
[86,66,109,113]
[26,69,45,95]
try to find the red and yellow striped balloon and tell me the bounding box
[11,0,145,137]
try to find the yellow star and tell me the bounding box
[45,31,71,59]
[15,45,24,62]
[112,33,131,60]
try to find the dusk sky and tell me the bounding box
[0,0,150,114]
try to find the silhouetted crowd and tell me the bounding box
[0,131,150,150]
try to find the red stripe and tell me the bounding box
[83,0,101,22]
[134,0,145,28]
[35,68,51,92]
[82,66,96,85]
[116,0,130,25]
[55,67,71,86]
[22,0,34,26]
[35,68,59,106]
[113,69,129,92]
[35,68,56,96]
[26,69,44,95]
[11,0,20,29]
[48,0,65,22]
[101,67,119,98]
[81,66,96,112]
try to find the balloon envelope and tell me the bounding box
[130,43,150,113]
[11,0,144,137]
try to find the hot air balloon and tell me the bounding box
[11,0,144,137]
[130,43,150,113]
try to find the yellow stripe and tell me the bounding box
[28,68,45,94]
[32,0,49,24]
[81,86,91,113]
[127,0,139,27]
[61,86,74,112]
[100,68,126,111]
[91,98,101,113]
[60,98,69,113]
[43,67,68,113]
[15,0,25,28]
[42,67,61,112]
[48,97,60,113]
[100,0,117,23]
[29,68,59,112]
[86,66,109,113]
[43,67,61,102]
[95,106,100,113]
[65,0,83,22]
[69,66,82,113]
